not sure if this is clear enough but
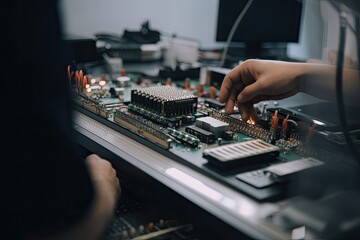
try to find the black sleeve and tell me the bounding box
[1,0,95,239]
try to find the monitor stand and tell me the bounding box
[226,43,288,64]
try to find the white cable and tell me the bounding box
[219,0,254,67]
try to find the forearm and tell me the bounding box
[298,63,360,107]
[44,155,121,240]
[35,194,115,240]
[63,195,115,240]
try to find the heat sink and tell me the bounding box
[203,139,280,169]
[131,86,197,117]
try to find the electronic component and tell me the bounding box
[280,114,289,139]
[109,87,125,100]
[184,77,191,90]
[204,98,226,110]
[265,157,324,182]
[185,125,216,144]
[236,168,277,188]
[195,116,229,138]
[203,139,280,169]
[105,217,194,240]
[128,103,182,128]
[182,115,196,124]
[223,130,234,140]
[71,56,356,203]
[114,109,171,149]
[131,86,198,117]
[275,138,300,154]
[270,110,279,142]
[208,109,271,142]
[197,83,204,97]
[235,157,325,188]
[102,187,198,240]
[167,128,200,147]
[194,111,208,118]
[73,94,109,118]
[209,86,217,99]
[115,75,131,87]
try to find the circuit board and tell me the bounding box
[69,66,357,201]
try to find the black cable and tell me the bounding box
[336,12,360,164]
[329,1,357,34]
[219,0,254,67]
[356,16,360,72]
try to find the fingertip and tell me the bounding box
[250,114,259,124]
[240,112,249,122]
[237,104,250,121]
[218,87,228,104]
[225,101,235,114]
[218,96,225,103]
[218,96,224,103]
[249,109,260,124]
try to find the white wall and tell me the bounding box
[60,0,325,60]
[319,1,358,66]
[288,0,324,60]
[60,0,220,48]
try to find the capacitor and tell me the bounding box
[83,75,89,88]
[210,86,217,99]
[99,75,107,90]
[116,76,131,87]
[146,222,155,231]
[184,77,191,90]
[136,75,143,85]
[306,122,316,144]
[128,227,137,237]
[281,114,289,139]
[270,110,279,142]
[197,83,204,96]
[67,65,73,84]
[138,225,145,234]
[120,67,126,76]
[166,77,172,87]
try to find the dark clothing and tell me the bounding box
[2,0,94,239]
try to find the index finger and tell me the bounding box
[218,64,247,103]
[219,73,235,103]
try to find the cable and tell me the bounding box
[329,1,357,34]
[335,12,360,164]
[356,16,360,71]
[219,0,254,67]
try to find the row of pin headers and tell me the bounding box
[131,86,198,117]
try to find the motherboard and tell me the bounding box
[69,65,359,202]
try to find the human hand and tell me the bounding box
[38,155,121,240]
[219,59,303,122]
[85,154,121,213]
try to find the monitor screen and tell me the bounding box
[215,0,303,58]
[216,0,303,44]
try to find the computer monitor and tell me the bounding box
[216,0,303,59]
